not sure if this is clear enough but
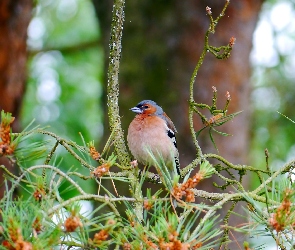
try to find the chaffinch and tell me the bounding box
[127,100,180,178]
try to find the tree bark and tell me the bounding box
[0,0,32,197]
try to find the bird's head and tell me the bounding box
[130,100,163,115]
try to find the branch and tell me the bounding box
[188,2,231,159]
[6,165,86,197]
[106,0,143,221]
[191,159,295,235]
[28,40,100,56]
[205,153,270,174]
[106,0,130,167]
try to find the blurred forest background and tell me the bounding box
[0,0,294,247]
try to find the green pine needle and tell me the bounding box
[277,111,295,124]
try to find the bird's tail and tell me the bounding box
[174,156,180,176]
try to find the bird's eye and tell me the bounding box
[143,105,149,109]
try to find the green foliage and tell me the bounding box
[119,201,221,249]
[0,111,14,127]
[250,0,295,173]
[22,0,102,196]
[0,196,60,249]
[0,117,223,248]
[242,178,295,249]
[194,93,243,152]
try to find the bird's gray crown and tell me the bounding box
[136,100,163,115]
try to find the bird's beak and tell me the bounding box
[130,107,143,114]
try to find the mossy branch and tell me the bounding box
[106,0,143,221]
[188,1,234,158]
[106,0,130,167]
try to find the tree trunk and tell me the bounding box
[0,0,32,197]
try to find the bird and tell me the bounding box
[127,100,180,179]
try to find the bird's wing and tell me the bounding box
[161,113,177,149]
